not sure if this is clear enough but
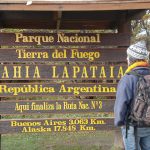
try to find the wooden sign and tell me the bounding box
[0,118,115,134]
[0,48,126,62]
[0,64,127,80]
[0,32,130,46]
[0,30,125,135]
[0,83,117,97]
[0,99,114,115]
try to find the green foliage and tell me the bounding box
[131,10,150,52]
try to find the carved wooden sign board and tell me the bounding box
[0,31,127,134]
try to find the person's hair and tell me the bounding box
[128,57,147,66]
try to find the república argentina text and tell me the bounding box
[0,84,116,96]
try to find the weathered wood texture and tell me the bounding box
[0,99,114,115]
[0,48,126,62]
[0,10,144,29]
[0,118,115,134]
[1,0,150,3]
[0,64,127,80]
[0,33,130,46]
[0,1,150,10]
[0,11,121,29]
[0,83,117,97]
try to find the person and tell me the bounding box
[114,40,150,150]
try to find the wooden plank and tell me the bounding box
[0,64,127,80]
[62,11,125,20]
[0,99,114,115]
[0,2,149,11]
[0,48,126,62]
[0,33,130,46]
[0,11,131,29]
[0,118,115,134]
[0,11,144,30]
[60,20,115,30]
[1,0,150,3]
[0,18,120,30]
[0,10,124,21]
[0,83,117,97]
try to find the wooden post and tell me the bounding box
[118,13,132,35]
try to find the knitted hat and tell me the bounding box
[127,41,149,61]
